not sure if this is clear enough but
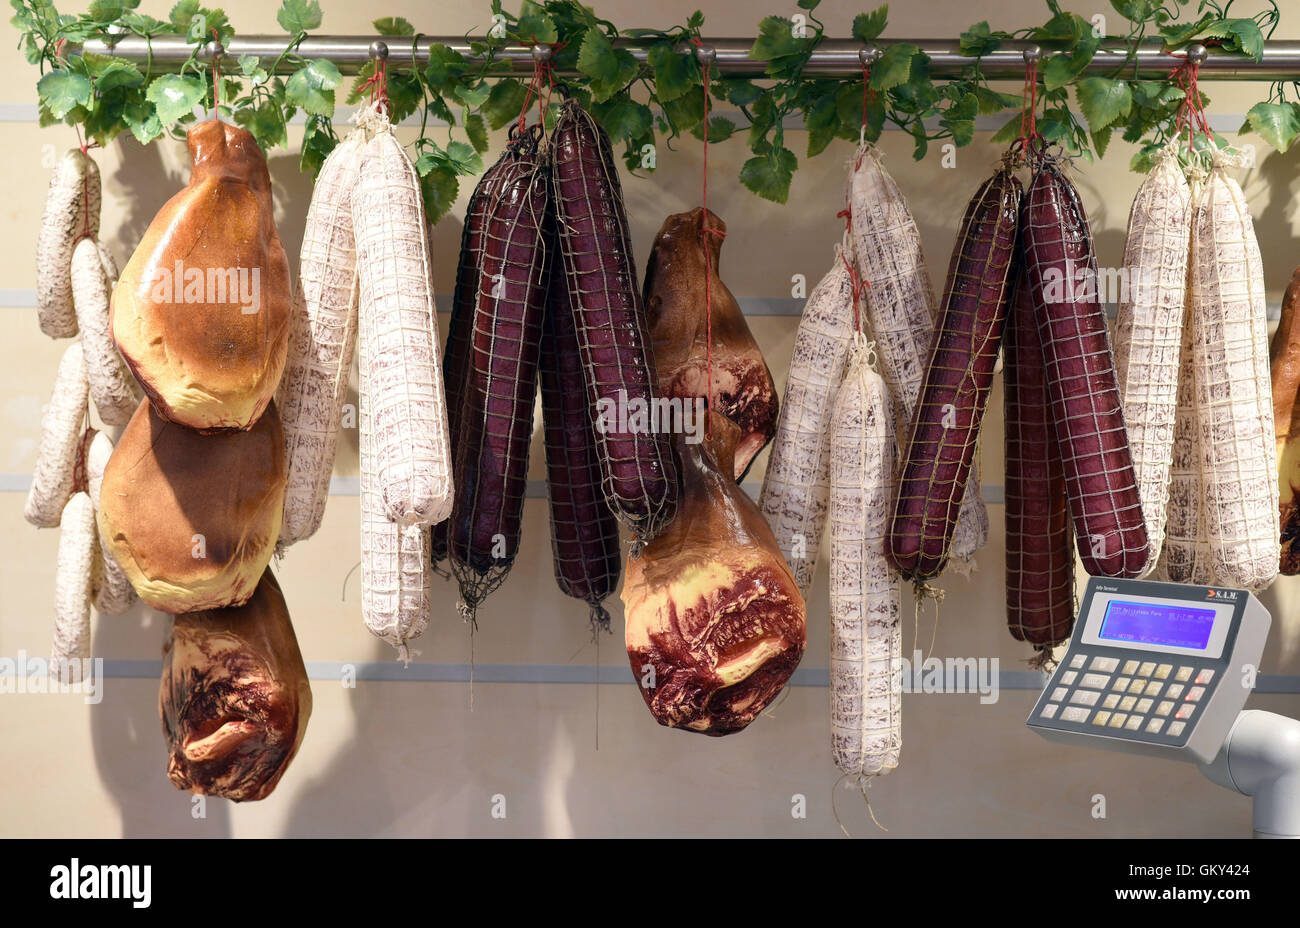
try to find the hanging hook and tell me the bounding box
[531,43,553,64]
[694,43,716,67]
[858,44,882,68]
[1186,42,1208,66]
[369,39,389,62]
[204,38,224,64]
[1022,44,1042,64]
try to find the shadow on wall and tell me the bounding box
[89,601,235,838]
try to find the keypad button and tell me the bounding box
[1040,704,1059,719]
[1138,662,1156,677]
[1080,673,1109,689]
[1187,686,1206,702]
[1092,711,1111,726]
[1125,715,1144,731]
[1175,666,1194,682]
[1109,713,1128,728]
[1168,721,1186,737]
[1175,704,1195,720]
[1061,707,1090,723]
[1166,684,1184,699]
[1052,687,1069,701]
[1136,698,1153,713]
[1070,654,1087,669]
[1113,677,1131,691]
[1070,690,1101,706]
[1119,696,1137,711]
[1121,660,1139,675]
[1146,718,1165,734]
[1102,694,1120,709]
[1059,671,1077,685]
[1144,681,1163,697]
[1156,700,1175,717]
[1128,679,1146,694]
[1155,664,1172,680]
[1195,669,1215,685]
[1090,657,1119,673]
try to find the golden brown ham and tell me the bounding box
[622,413,806,735]
[160,569,311,802]
[98,399,286,614]
[1272,266,1300,573]
[643,208,777,479]
[112,119,291,432]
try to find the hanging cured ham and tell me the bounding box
[112,119,291,432]
[160,569,311,802]
[643,207,778,479]
[622,412,806,735]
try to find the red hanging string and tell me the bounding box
[210,29,221,115]
[835,208,870,336]
[1016,56,1040,158]
[1168,53,1211,156]
[854,59,874,169]
[359,54,390,116]
[516,41,562,134]
[691,38,725,440]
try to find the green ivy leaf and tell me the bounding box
[452,80,491,108]
[990,113,1022,144]
[972,85,1017,114]
[1075,77,1131,131]
[751,16,804,62]
[145,73,204,124]
[721,78,761,107]
[940,92,977,146]
[386,69,423,123]
[869,43,919,91]
[284,59,340,117]
[121,11,169,35]
[797,0,821,10]
[1221,18,1264,62]
[168,0,198,32]
[1245,101,1300,152]
[592,98,652,143]
[959,21,1000,57]
[420,164,459,225]
[87,0,128,23]
[578,29,638,102]
[804,91,838,157]
[425,45,468,91]
[690,115,735,143]
[515,12,557,44]
[481,78,527,129]
[852,5,888,44]
[1159,13,1213,46]
[464,112,489,153]
[83,55,144,94]
[236,100,287,150]
[739,145,796,203]
[1109,0,1155,19]
[373,16,413,36]
[1042,34,1098,91]
[277,0,321,33]
[299,115,335,175]
[1091,126,1112,159]
[648,41,697,103]
[661,86,705,137]
[122,100,161,144]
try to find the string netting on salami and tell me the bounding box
[1112,148,1192,576]
[1021,158,1150,579]
[1188,148,1279,591]
[551,100,678,550]
[847,142,988,568]
[449,131,549,621]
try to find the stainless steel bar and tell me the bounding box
[77,35,1300,79]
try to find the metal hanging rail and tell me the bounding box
[78,35,1300,79]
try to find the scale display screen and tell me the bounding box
[1098,600,1217,650]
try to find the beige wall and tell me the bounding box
[1,1,1298,838]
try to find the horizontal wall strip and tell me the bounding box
[76,659,1300,692]
[0,472,1007,504]
[0,291,1285,322]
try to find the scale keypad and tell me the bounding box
[1035,649,1222,744]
